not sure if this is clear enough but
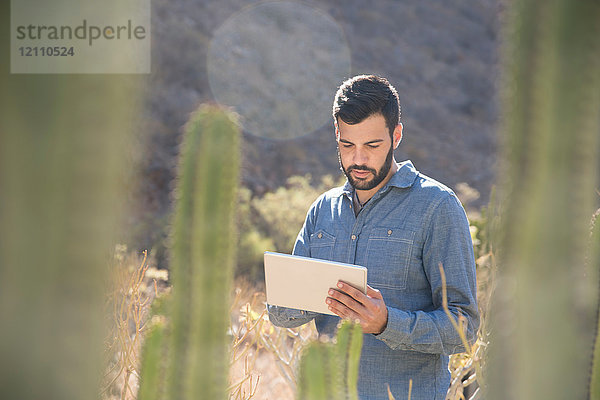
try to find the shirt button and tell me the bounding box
[387,229,393,235]
[351,234,356,240]
[317,233,323,239]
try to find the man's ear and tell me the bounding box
[335,124,340,141]
[393,123,403,148]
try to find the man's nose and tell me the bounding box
[353,147,368,165]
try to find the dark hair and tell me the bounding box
[332,75,401,138]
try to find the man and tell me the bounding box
[268,75,479,400]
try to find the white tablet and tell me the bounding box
[264,251,367,316]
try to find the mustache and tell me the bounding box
[348,165,376,174]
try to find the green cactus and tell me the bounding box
[137,105,240,400]
[297,320,363,400]
[138,291,171,400]
[488,1,600,399]
[0,3,142,398]
[137,318,168,400]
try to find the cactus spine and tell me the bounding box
[137,105,240,400]
[297,321,363,400]
[489,1,600,399]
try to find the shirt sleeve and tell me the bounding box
[374,193,480,355]
[267,202,320,328]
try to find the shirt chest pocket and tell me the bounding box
[309,229,335,261]
[365,227,415,290]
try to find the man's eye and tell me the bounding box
[342,144,353,148]
[368,145,379,149]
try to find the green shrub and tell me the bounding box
[236,174,345,280]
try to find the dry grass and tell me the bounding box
[228,280,317,400]
[101,246,168,400]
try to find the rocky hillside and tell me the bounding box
[129,0,501,262]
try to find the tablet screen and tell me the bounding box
[264,251,367,315]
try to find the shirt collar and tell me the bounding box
[340,160,419,198]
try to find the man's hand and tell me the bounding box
[326,281,388,334]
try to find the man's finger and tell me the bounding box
[337,281,368,301]
[367,285,383,299]
[328,289,366,315]
[327,297,360,321]
[337,281,382,313]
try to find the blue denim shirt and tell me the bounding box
[268,160,479,400]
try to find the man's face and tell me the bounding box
[336,113,397,191]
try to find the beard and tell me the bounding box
[338,144,394,191]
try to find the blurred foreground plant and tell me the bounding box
[296,321,363,400]
[0,2,143,396]
[489,1,600,399]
